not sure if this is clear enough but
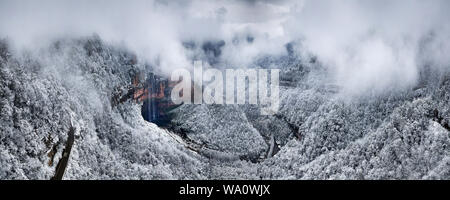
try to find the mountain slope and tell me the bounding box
[0,37,449,179]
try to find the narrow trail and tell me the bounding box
[51,126,75,180]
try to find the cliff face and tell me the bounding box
[0,37,449,180]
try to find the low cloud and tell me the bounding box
[1,0,449,96]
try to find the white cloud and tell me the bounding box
[1,0,449,96]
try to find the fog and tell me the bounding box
[1,0,449,96]
[288,0,450,96]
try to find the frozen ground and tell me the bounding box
[0,37,449,179]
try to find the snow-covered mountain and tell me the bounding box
[0,36,448,179]
[0,0,449,180]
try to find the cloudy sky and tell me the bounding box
[1,0,449,96]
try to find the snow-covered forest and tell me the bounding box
[0,0,449,179]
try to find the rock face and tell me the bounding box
[131,73,180,126]
[0,37,449,179]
